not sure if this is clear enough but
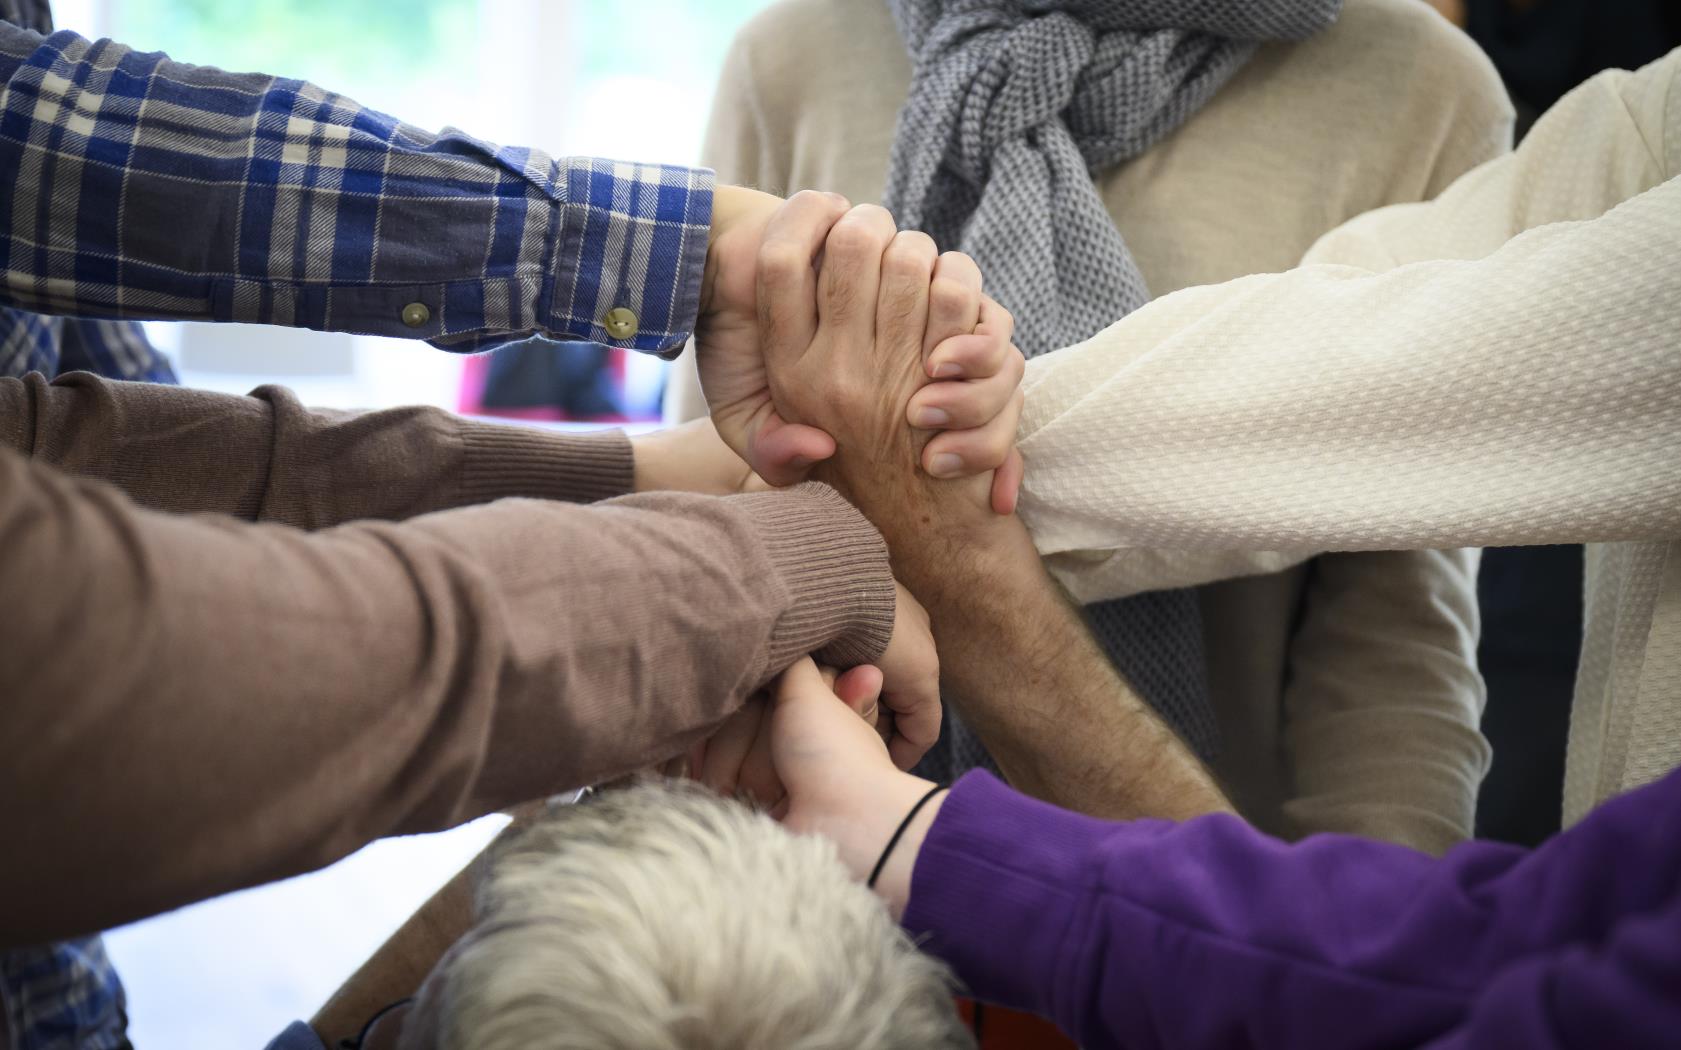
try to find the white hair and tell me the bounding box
[403,780,972,1050]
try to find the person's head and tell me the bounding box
[402,779,973,1050]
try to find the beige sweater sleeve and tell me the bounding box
[1280,547,1488,851]
[1273,66,1511,853]
[1018,54,1681,578]
[0,376,894,945]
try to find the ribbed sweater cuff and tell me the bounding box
[738,482,896,674]
[456,423,633,506]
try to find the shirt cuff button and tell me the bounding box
[603,306,639,340]
[401,302,431,328]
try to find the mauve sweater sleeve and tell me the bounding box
[902,770,1681,1049]
[0,370,635,522]
[0,379,895,945]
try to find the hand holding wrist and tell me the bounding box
[769,658,947,915]
[696,186,844,486]
[754,202,1026,517]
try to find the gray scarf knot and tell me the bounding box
[884,0,1341,356]
[941,13,1094,176]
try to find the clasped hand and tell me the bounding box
[683,188,1025,792]
[698,188,1024,511]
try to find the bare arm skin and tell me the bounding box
[754,198,1229,821]
[889,492,1232,821]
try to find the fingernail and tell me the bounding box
[825,192,849,208]
[932,362,962,378]
[928,453,963,477]
[912,406,949,427]
[861,702,879,722]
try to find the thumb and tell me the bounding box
[989,447,1024,515]
[773,655,826,705]
[747,416,836,487]
[834,665,884,723]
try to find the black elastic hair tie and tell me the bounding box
[867,783,948,889]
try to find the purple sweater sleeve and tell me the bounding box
[902,770,1681,1049]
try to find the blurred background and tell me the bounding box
[40,0,1681,1045]
[35,1,772,1045]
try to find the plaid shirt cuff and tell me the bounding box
[545,159,712,360]
[425,158,712,358]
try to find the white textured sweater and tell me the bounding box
[1019,51,1681,823]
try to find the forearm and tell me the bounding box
[1,372,632,524]
[1018,57,1680,566]
[1019,173,1681,560]
[0,24,709,356]
[894,505,1230,822]
[0,453,892,944]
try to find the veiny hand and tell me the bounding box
[755,201,1025,516]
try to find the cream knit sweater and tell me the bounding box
[1020,50,1681,824]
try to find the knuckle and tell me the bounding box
[996,303,1017,338]
[937,249,979,275]
[1008,346,1027,381]
[826,218,884,258]
[889,229,937,259]
[931,275,975,315]
[883,236,935,281]
[851,202,896,228]
[882,248,930,284]
[758,242,809,285]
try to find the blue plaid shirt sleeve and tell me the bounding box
[0,936,130,1050]
[0,24,713,358]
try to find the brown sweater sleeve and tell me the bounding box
[0,411,893,945]
[0,370,632,523]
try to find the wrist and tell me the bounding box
[629,426,696,494]
[867,776,946,920]
[860,481,1032,593]
[629,430,670,493]
[702,185,780,317]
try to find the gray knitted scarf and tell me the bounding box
[884,0,1341,777]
